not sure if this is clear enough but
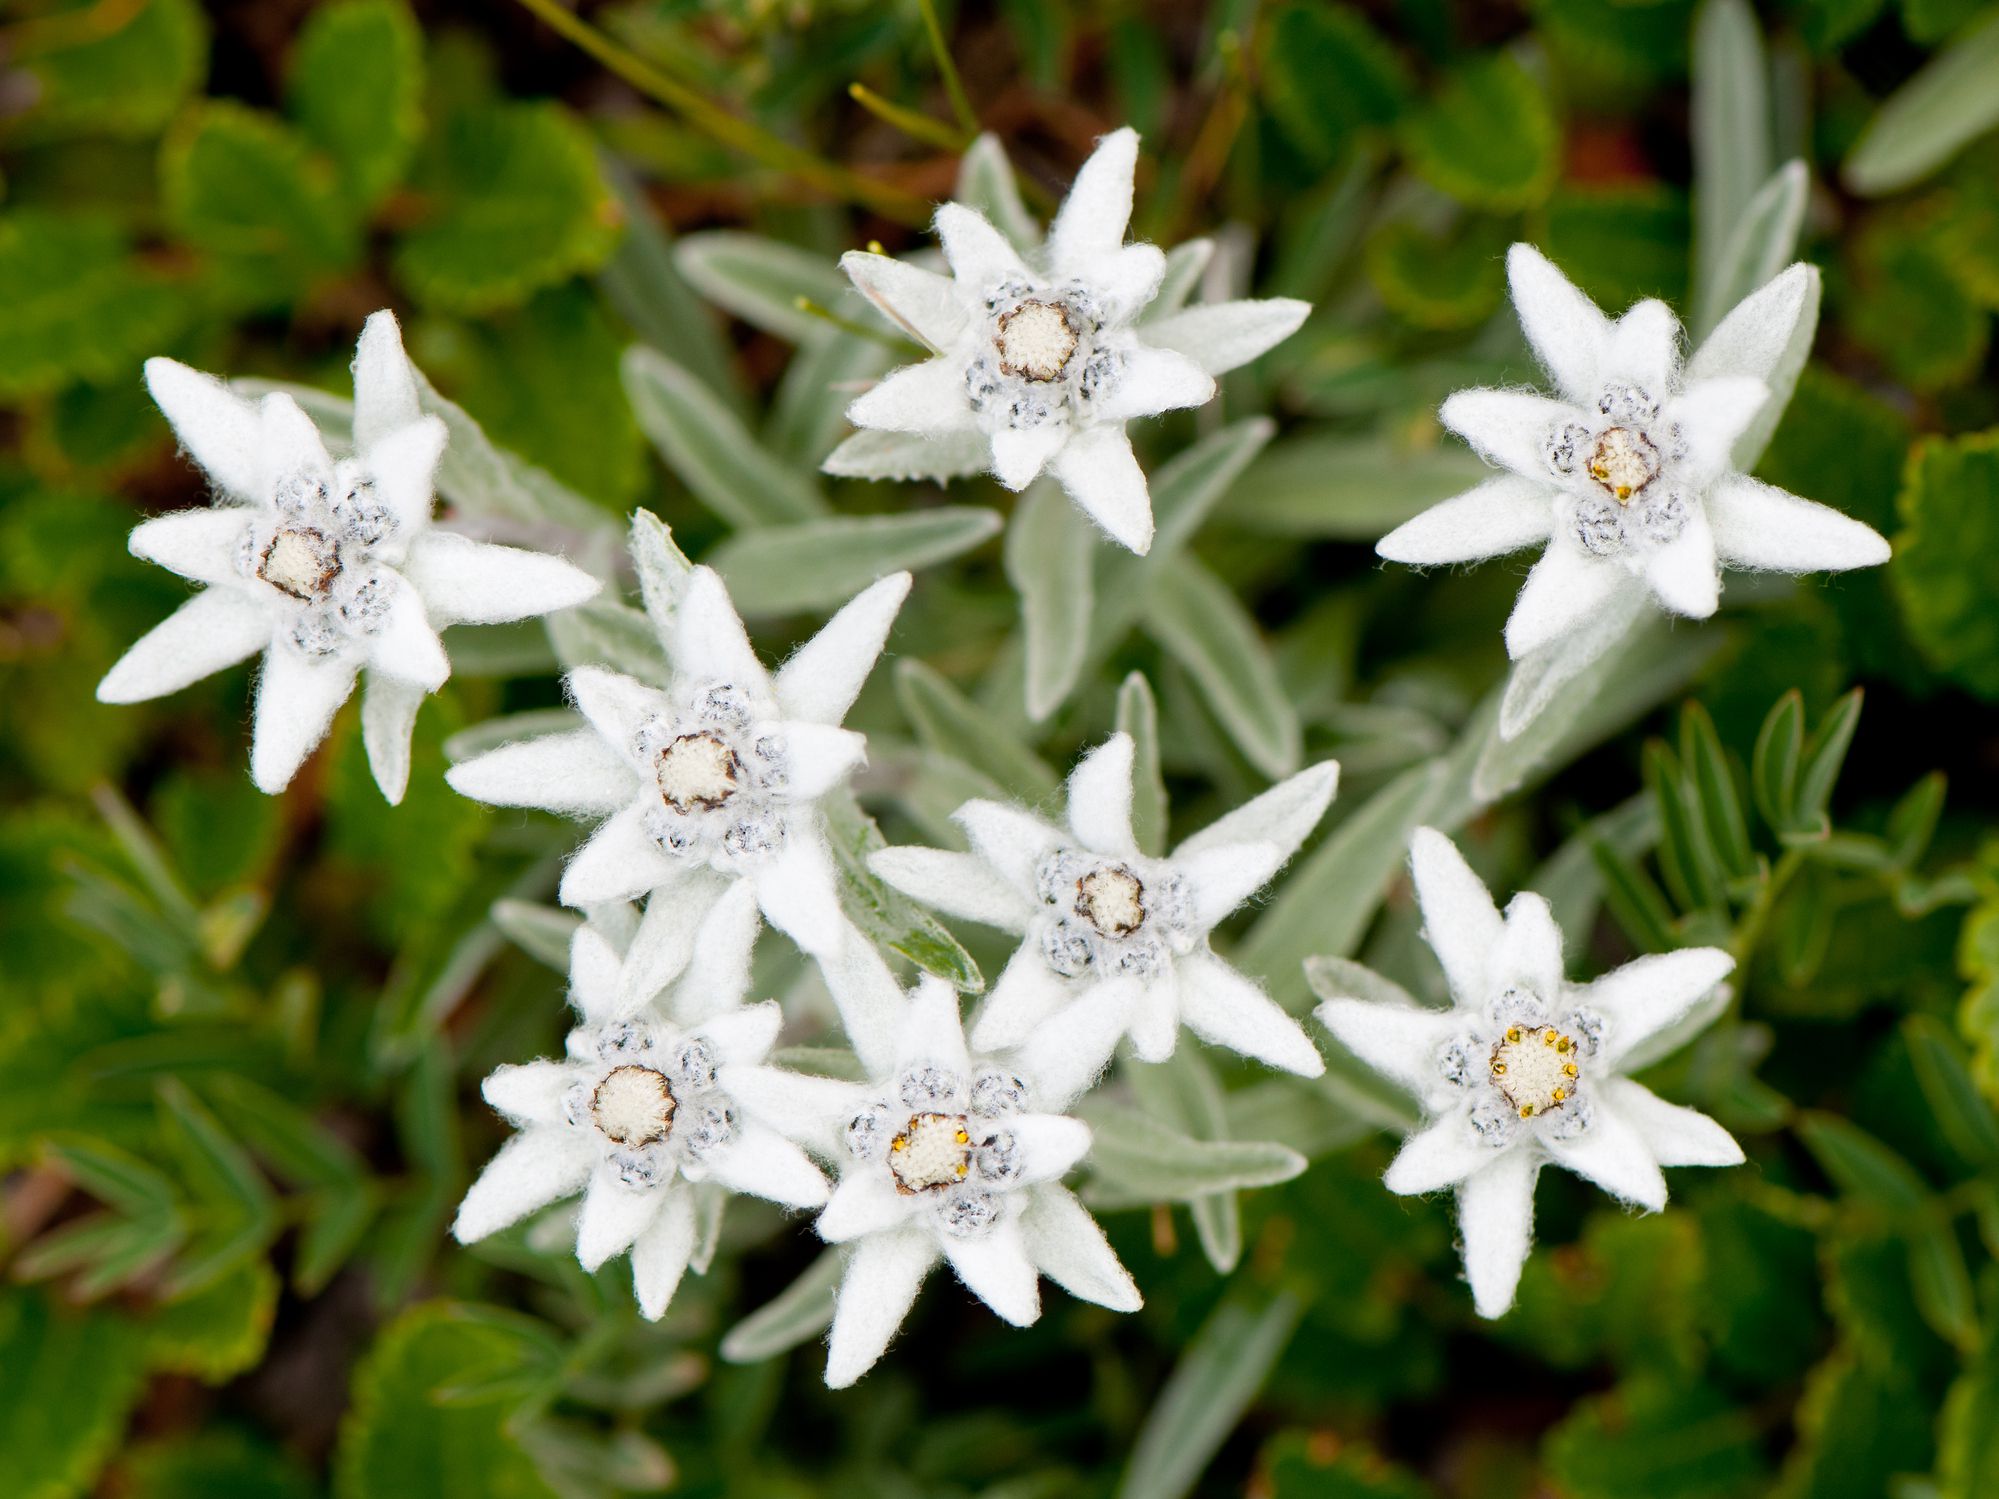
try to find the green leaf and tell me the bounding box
[1398,55,1558,211]
[1228,433,1492,539]
[719,1247,844,1363]
[1795,1111,1930,1213]
[394,101,618,314]
[0,1287,151,1499]
[1779,1346,1938,1499]
[1752,690,1806,831]
[955,134,1038,250]
[1907,1219,1979,1349]
[0,210,189,400]
[674,231,856,346]
[822,790,983,992]
[145,1260,280,1382]
[1367,218,1508,331]
[896,659,1060,802]
[1006,482,1096,721]
[1264,1431,1439,1499]
[12,0,207,141]
[1694,161,1808,341]
[1115,1290,1303,1499]
[1116,672,1169,857]
[1681,702,1756,881]
[489,898,580,972]
[1140,554,1301,780]
[629,508,693,637]
[1081,1104,1306,1209]
[334,1302,562,1499]
[1646,739,1727,914]
[122,1431,317,1499]
[1261,4,1411,164]
[1844,8,1999,194]
[1542,1376,1767,1499]
[289,0,423,211]
[1892,431,1999,698]
[1592,835,1680,953]
[547,598,669,682]
[710,508,1000,616]
[1940,1311,1999,1499]
[1904,1016,1999,1164]
[1845,224,1989,390]
[1542,184,1692,311]
[1790,688,1863,838]
[1127,1048,1243,1271]
[1691,0,1774,332]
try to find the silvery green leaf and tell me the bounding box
[442,620,561,680]
[873,738,1005,847]
[675,230,855,345]
[896,658,1060,801]
[622,346,828,527]
[1238,759,1450,1011]
[443,708,584,764]
[822,789,983,992]
[1302,955,1422,1012]
[490,899,580,972]
[1145,237,1216,322]
[1126,1048,1241,1272]
[766,331,900,470]
[1140,555,1300,780]
[547,597,670,683]
[1843,8,1999,194]
[822,428,991,483]
[1692,0,1773,332]
[1223,1074,1379,1158]
[1116,672,1169,857]
[1494,589,1650,745]
[955,132,1038,250]
[718,1247,845,1363]
[1693,160,1809,343]
[709,508,999,616]
[1006,481,1095,721]
[1078,1103,1305,1209]
[1228,435,1495,538]
[629,508,691,637]
[1528,793,1659,949]
[417,371,613,534]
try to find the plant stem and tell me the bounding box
[914,0,979,137]
[510,0,932,225]
[848,82,970,152]
[1730,847,1804,974]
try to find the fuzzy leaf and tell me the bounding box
[1007,481,1097,721]
[674,231,856,346]
[1140,555,1301,780]
[822,790,983,992]
[719,1247,844,1363]
[1691,0,1774,332]
[1080,1104,1306,1209]
[709,509,1000,616]
[1844,9,1999,194]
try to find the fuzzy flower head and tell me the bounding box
[1315,828,1745,1318]
[1379,247,1889,661]
[454,896,828,1320]
[447,566,908,1009]
[729,974,1139,1388]
[871,733,1337,1077]
[829,128,1309,555]
[98,313,600,800]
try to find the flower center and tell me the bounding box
[656,732,740,813]
[260,527,340,600]
[591,1065,677,1146]
[1489,1025,1581,1119]
[887,1112,971,1194]
[1076,865,1146,939]
[995,300,1078,382]
[1585,427,1660,503]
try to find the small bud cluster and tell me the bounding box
[963,279,1124,435]
[560,1017,739,1192]
[1034,848,1193,981]
[636,680,789,873]
[844,1061,1035,1240]
[1436,983,1604,1150]
[1541,382,1696,563]
[236,463,400,658]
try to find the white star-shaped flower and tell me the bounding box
[97,312,601,801]
[1379,246,1888,661]
[870,733,1337,1076]
[728,973,1140,1388]
[447,564,909,1009]
[1315,827,1745,1318]
[453,892,828,1320]
[826,127,1309,555]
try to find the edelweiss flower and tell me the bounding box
[454,894,828,1319]
[1379,246,1888,669]
[827,128,1309,555]
[447,565,908,1007]
[1315,828,1744,1317]
[728,974,1139,1387]
[97,313,601,801]
[870,733,1336,1075]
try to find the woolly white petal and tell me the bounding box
[696,998,783,1068]
[618,878,719,1015]
[725,1066,871,1155]
[1179,841,1285,931]
[819,1172,917,1243]
[868,847,1033,931]
[1504,543,1625,658]
[352,310,424,450]
[577,1168,666,1271]
[1643,503,1721,619]
[944,1217,1041,1326]
[364,573,450,692]
[953,800,1064,895]
[1010,1113,1093,1184]
[1440,389,1579,483]
[129,509,253,586]
[670,879,763,1025]
[1177,952,1324,1076]
[754,830,847,958]
[1603,299,1680,395]
[840,251,968,352]
[401,531,599,627]
[258,392,335,486]
[989,424,1068,492]
[1376,476,1557,566]
[446,730,636,815]
[698,1121,830,1210]
[560,805,681,906]
[1089,244,1169,324]
[1458,1150,1538,1318]
[1505,244,1610,406]
[1383,1107,1491,1195]
[1048,127,1140,271]
[97,588,271,704]
[567,667,670,773]
[361,672,425,805]
[454,1129,595,1243]
[631,1190,698,1320]
[769,722,868,801]
[825,1231,937,1388]
[935,202,1030,289]
[772,571,911,725]
[673,568,774,702]
[819,938,908,1081]
[1544,1097,1667,1210]
[969,942,1076,1051]
[1127,970,1179,1062]
[899,976,972,1079]
[1093,345,1215,424]
[481,1062,571,1128]
[1052,425,1153,554]
[1313,996,1459,1101]
[1408,827,1503,1006]
[1007,983,1131,1111]
[1066,733,1138,857]
[251,648,358,794]
[1705,475,1890,573]
[847,357,977,435]
[362,414,447,534]
[1689,262,1815,385]
[1489,892,1565,998]
[1667,376,1767,485]
[567,926,624,1025]
[1142,298,1311,376]
[1177,760,1340,864]
[1020,1184,1140,1312]
[1606,1078,1744,1168]
[145,358,264,499]
[1578,947,1735,1067]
